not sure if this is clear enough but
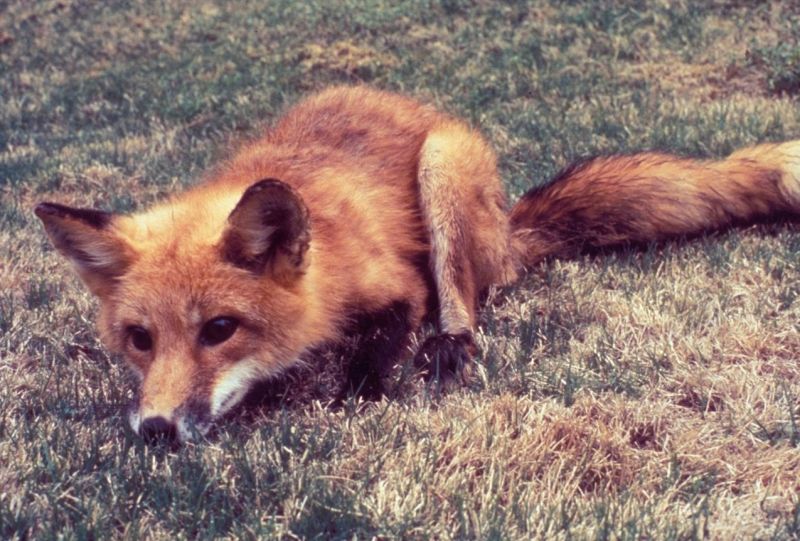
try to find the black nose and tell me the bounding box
[139,416,178,445]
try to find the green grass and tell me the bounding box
[2,1,800,539]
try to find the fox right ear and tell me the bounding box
[34,202,135,296]
[221,179,311,282]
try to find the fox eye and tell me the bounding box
[200,317,239,346]
[127,326,153,351]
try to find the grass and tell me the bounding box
[2,0,800,538]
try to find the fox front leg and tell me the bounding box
[412,123,517,383]
[340,301,413,401]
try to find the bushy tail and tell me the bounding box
[509,140,800,269]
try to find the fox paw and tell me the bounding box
[413,332,477,384]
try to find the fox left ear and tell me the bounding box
[34,202,136,296]
[221,179,311,281]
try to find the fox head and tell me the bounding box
[35,179,312,443]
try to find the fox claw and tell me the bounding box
[413,332,477,384]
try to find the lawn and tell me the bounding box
[2,1,800,539]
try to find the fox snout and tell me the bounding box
[138,417,177,445]
[128,397,213,445]
[126,357,269,444]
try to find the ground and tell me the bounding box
[1,1,800,539]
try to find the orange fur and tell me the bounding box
[35,86,800,442]
[510,141,800,267]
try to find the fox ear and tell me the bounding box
[34,202,135,296]
[221,179,310,281]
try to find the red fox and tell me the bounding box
[35,86,800,443]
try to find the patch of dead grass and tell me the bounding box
[298,40,398,78]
